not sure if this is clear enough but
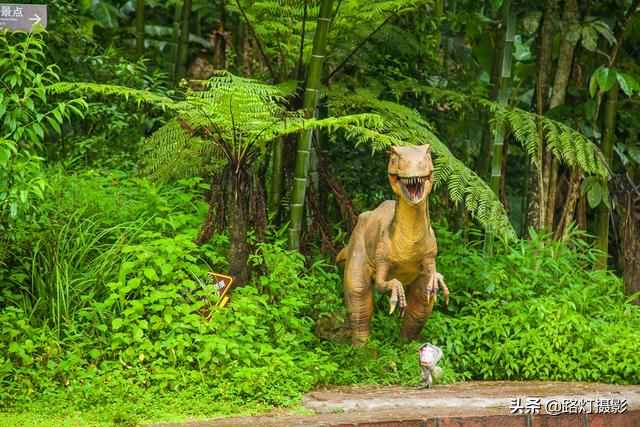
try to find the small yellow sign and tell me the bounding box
[208,272,233,308]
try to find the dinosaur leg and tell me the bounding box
[344,248,373,346]
[400,275,435,341]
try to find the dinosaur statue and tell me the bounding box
[336,145,448,346]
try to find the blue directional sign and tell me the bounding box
[0,4,47,31]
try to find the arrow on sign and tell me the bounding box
[0,4,48,31]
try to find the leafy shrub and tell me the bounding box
[0,31,85,261]
[1,170,639,423]
[1,169,339,411]
[424,228,640,383]
[54,56,171,170]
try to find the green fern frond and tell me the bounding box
[413,85,610,177]
[143,119,225,181]
[46,82,177,110]
[143,72,383,182]
[329,87,517,240]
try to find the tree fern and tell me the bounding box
[402,84,610,178]
[234,0,434,80]
[145,72,380,173]
[329,87,518,240]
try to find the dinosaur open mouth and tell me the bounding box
[398,176,427,202]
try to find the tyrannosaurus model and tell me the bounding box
[337,145,449,346]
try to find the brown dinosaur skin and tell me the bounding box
[336,145,448,346]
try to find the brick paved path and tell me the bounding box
[154,381,640,427]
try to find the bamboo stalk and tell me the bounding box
[595,83,619,269]
[489,0,514,198]
[593,0,639,268]
[484,0,515,252]
[288,0,334,250]
[476,26,503,181]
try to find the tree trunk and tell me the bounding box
[196,173,223,244]
[269,138,284,219]
[288,0,334,250]
[529,0,556,231]
[135,0,145,57]
[618,179,640,303]
[194,10,201,39]
[545,159,560,230]
[229,169,250,286]
[214,1,226,69]
[234,18,246,74]
[595,83,619,269]
[475,26,503,181]
[554,168,582,239]
[171,1,182,82]
[318,153,358,233]
[474,0,502,180]
[175,0,193,82]
[500,141,509,208]
[545,0,579,233]
[577,193,587,230]
[296,0,309,81]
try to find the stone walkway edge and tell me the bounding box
[153,381,640,427]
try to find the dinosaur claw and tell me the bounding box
[387,279,405,315]
[434,272,449,307]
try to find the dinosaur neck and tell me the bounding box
[392,197,430,243]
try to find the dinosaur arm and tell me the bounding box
[373,240,394,292]
[422,257,449,306]
[375,241,406,313]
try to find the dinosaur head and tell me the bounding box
[387,145,433,205]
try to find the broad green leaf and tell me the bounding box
[0,148,10,165]
[587,182,603,208]
[92,2,121,28]
[46,116,61,134]
[614,144,629,166]
[616,72,637,97]
[112,318,124,330]
[581,26,598,51]
[591,20,616,46]
[144,267,159,281]
[628,146,640,165]
[596,68,617,93]
[589,68,602,98]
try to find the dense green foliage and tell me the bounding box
[0,32,85,249]
[1,169,639,426]
[1,0,639,425]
